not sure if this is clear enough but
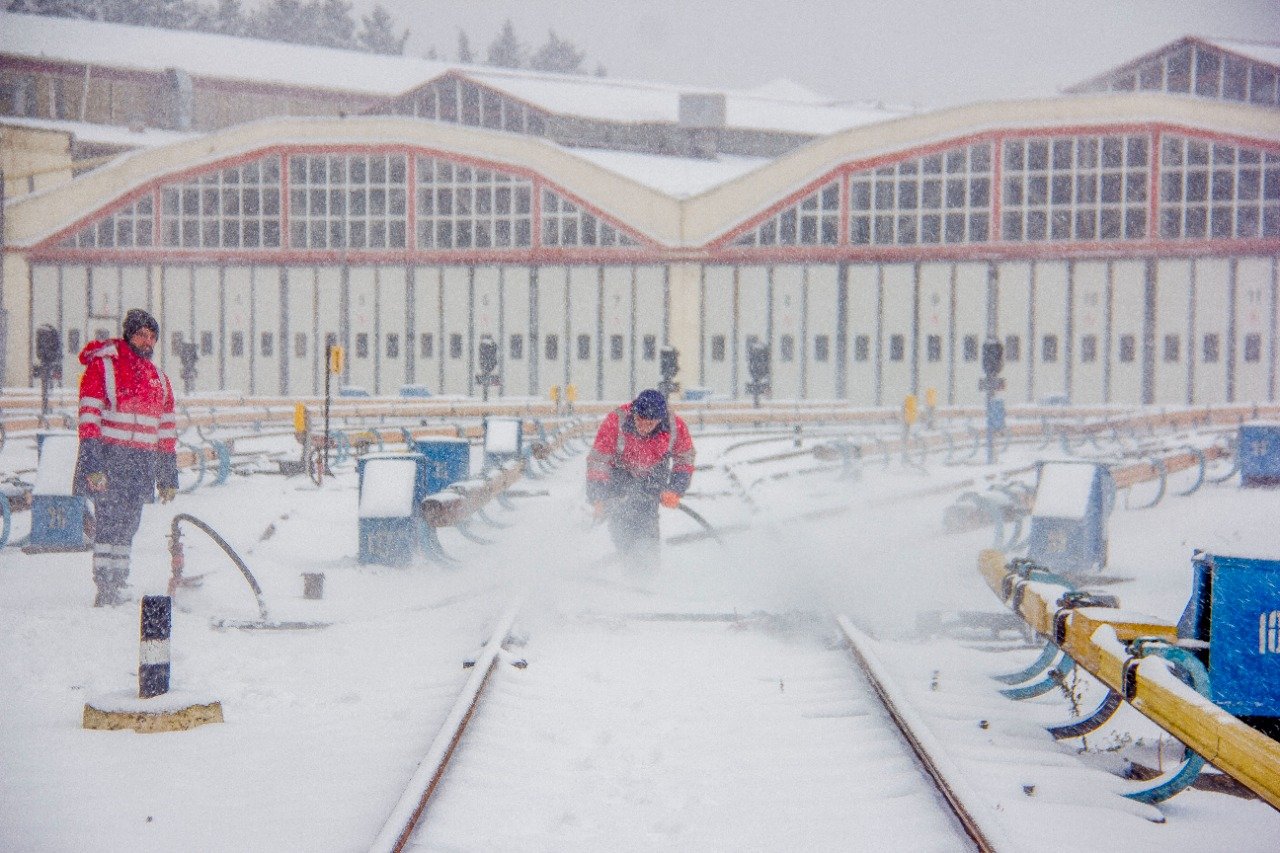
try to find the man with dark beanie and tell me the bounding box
[586,389,695,569]
[73,309,178,606]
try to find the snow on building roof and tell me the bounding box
[567,147,770,198]
[461,66,908,135]
[1,115,198,150]
[0,11,446,97]
[0,13,906,137]
[1203,36,1280,69]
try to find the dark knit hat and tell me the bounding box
[122,308,159,339]
[632,389,667,420]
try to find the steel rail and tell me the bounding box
[369,601,524,853]
[837,616,1015,853]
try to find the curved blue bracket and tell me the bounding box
[994,641,1061,685]
[333,431,351,465]
[0,492,11,548]
[1000,649,1075,699]
[1174,446,1206,497]
[1128,458,1167,510]
[1121,644,1209,804]
[1048,689,1123,739]
[211,441,232,486]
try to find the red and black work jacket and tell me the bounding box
[75,338,178,494]
[586,403,695,502]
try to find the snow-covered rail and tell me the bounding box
[371,605,1012,851]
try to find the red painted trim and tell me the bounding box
[23,237,1280,267]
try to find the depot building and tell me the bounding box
[2,14,1279,406]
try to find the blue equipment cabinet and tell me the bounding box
[1178,552,1280,722]
[356,452,430,566]
[1238,422,1280,487]
[24,431,92,553]
[482,417,523,470]
[413,438,471,494]
[1027,461,1115,574]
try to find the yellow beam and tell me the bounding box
[980,549,1280,811]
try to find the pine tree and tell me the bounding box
[456,29,474,63]
[529,29,584,74]
[486,18,523,69]
[357,3,407,55]
[210,0,246,36]
[316,0,355,49]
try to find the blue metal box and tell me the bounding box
[1027,461,1115,574]
[413,439,471,494]
[24,431,92,552]
[1238,423,1280,486]
[482,417,523,470]
[1179,552,1280,717]
[356,452,429,565]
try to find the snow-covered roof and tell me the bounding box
[457,67,908,136]
[567,147,770,198]
[0,12,907,137]
[1,115,197,150]
[1203,36,1280,69]
[0,11,446,97]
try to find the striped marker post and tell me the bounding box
[139,595,171,698]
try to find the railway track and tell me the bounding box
[372,599,1012,852]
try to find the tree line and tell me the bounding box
[7,0,602,72]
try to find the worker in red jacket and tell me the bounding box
[586,389,695,568]
[74,309,178,606]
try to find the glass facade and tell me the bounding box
[161,155,281,248]
[850,144,992,245]
[65,195,154,248]
[1091,43,1280,108]
[1159,136,1280,239]
[541,190,637,248]
[418,157,533,249]
[1001,135,1149,242]
[290,154,406,249]
[733,180,839,246]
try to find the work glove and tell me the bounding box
[592,501,607,521]
[86,471,107,492]
[159,487,177,504]
[659,491,681,509]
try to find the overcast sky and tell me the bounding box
[377,0,1279,108]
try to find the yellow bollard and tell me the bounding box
[902,394,918,428]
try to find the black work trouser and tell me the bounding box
[605,479,661,570]
[94,492,145,547]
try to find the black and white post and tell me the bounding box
[139,595,172,698]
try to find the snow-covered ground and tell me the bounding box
[2,416,1279,851]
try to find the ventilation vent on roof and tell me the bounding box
[679,93,726,128]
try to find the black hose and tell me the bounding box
[676,501,724,546]
[171,512,269,619]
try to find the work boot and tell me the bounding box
[92,564,114,608]
[109,568,133,606]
